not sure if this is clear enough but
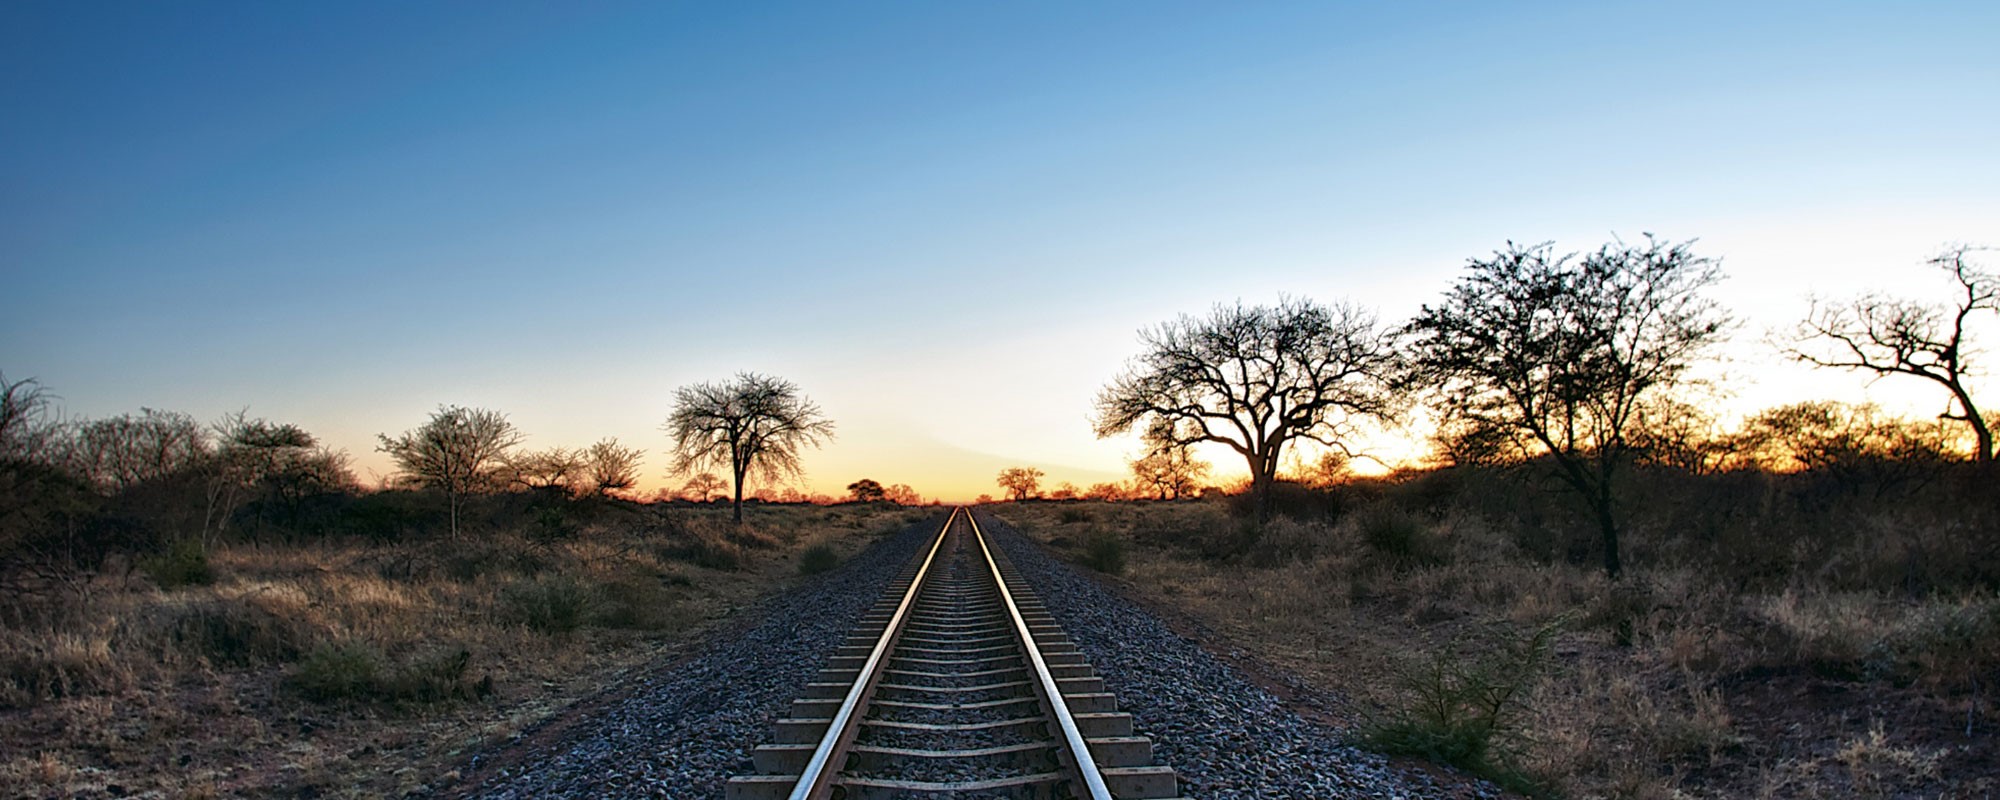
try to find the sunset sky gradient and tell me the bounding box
[5,1,1997,501]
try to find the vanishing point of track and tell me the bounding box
[728,507,1182,799]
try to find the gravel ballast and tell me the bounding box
[456,508,1497,799]
[456,514,943,799]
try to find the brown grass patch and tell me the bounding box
[0,501,932,798]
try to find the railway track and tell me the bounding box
[728,507,1182,799]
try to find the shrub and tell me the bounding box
[501,575,598,633]
[657,535,744,571]
[1359,506,1443,570]
[597,575,682,631]
[1059,508,1093,524]
[290,641,384,702]
[529,505,579,544]
[140,539,214,588]
[1360,616,1567,793]
[798,542,839,575]
[383,647,487,702]
[0,631,125,708]
[1245,516,1326,567]
[165,595,313,667]
[1080,530,1126,575]
[289,641,488,703]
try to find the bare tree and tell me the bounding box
[0,372,57,463]
[377,405,523,539]
[664,372,835,522]
[582,438,644,497]
[70,408,210,492]
[1407,236,1728,579]
[883,483,922,505]
[1095,297,1401,521]
[1129,447,1210,500]
[996,466,1044,501]
[1785,245,1995,462]
[847,478,886,503]
[512,446,581,492]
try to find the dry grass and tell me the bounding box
[0,501,930,799]
[1000,497,1998,799]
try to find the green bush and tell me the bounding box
[140,539,214,588]
[501,575,599,633]
[1360,616,1567,794]
[289,641,488,703]
[1359,506,1443,570]
[1080,530,1126,575]
[290,641,384,701]
[530,505,579,544]
[798,542,840,575]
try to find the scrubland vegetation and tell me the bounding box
[0,375,925,798]
[1004,448,1998,797]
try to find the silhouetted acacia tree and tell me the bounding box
[582,438,644,497]
[377,405,523,539]
[996,467,1044,501]
[210,412,352,541]
[847,478,886,503]
[664,372,835,522]
[1785,245,1995,463]
[883,483,921,505]
[1095,298,1401,521]
[1407,236,1728,580]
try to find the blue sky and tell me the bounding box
[5,1,1996,500]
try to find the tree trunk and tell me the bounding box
[1594,494,1621,581]
[1248,463,1273,524]
[731,464,747,523]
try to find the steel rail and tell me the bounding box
[965,510,1116,800]
[788,507,959,800]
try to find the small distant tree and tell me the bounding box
[1129,447,1210,500]
[847,478,886,503]
[682,472,727,502]
[996,467,1044,501]
[883,483,922,505]
[582,438,644,497]
[1407,236,1728,579]
[664,372,835,522]
[1095,297,1402,521]
[975,493,995,504]
[1084,482,1127,501]
[1049,482,1079,500]
[377,405,523,539]
[1785,245,1995,463]
[1735,401,1957,495]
